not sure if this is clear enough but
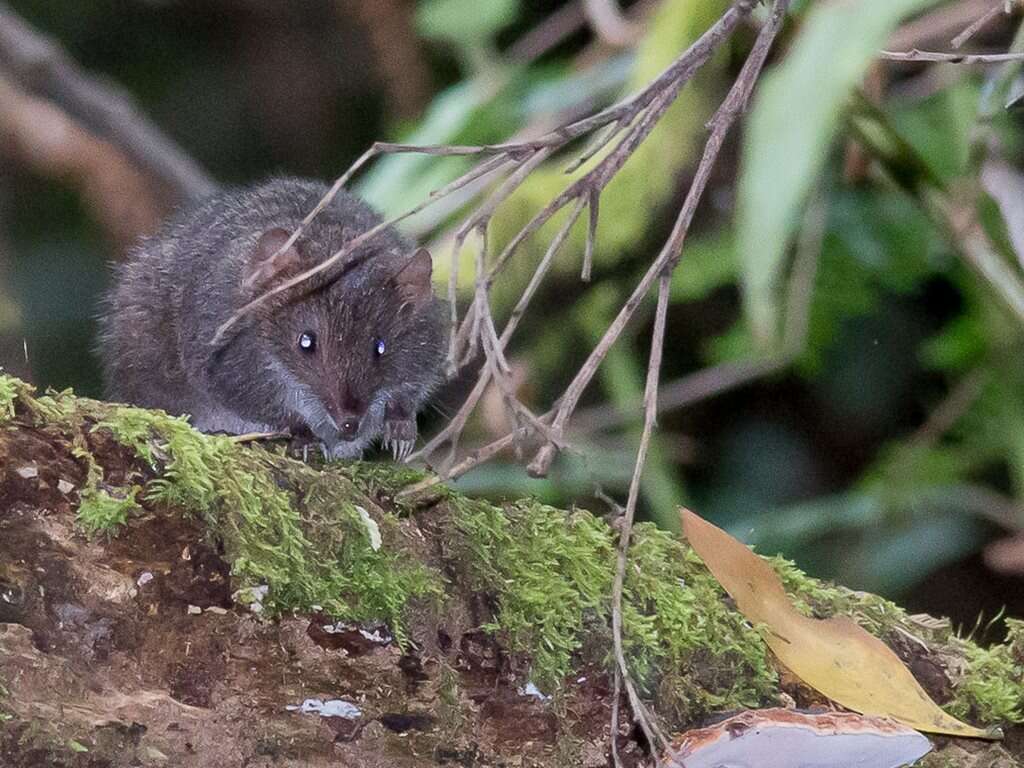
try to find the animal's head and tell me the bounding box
[244,228,446,445]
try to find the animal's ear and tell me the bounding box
[243,228,302,290]
[393,248,434,307]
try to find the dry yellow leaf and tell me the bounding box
[681,507,1000,740]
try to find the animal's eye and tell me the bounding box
[298,331,317,353]
[374,339,386,357]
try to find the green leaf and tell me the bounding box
[737,0,943,349]
[357,81,486,216]
[732,488,988,594]
[890,79,980,182]
[416,0,519,46]
[920,315,987,373]
[669,231,737,302]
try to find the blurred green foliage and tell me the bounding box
[737,0,943,346]
[2,0,1023,628]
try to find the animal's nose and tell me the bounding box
[329,389,364,440]
[338,417,360,440]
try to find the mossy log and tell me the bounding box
[0,375,1021,767]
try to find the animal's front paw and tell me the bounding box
[382,418,417,462]
[325,439,368,461]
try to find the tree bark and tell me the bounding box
[0,376,1020,767]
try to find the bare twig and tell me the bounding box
[981,158,1024,272]
[890,0,1004,51]
[404,0,785,492]
[572,359,781,434]
[582,190,599,281]
[228,431,291,443]
[951,1,1016,49]
[507,1,587,63]
[402,428,526,496]
[529,0,782,479]
[605,3,789,758]
[610,275,674,759]
[942,195,1024,323]
[0,2,216,203]
[409,198,587,467]
[610,665,625,768]
[881,48,1024,63]
[908,369,988,449]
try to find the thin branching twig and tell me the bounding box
[605,2,789,758]
[528,0,786,479]
[951,1,1012,49]
[610,665,625,768]
[881,48,1024,63]
[610,274,674,759]
[212,0,759,348]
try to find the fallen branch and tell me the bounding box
[0,375,1019,766]
[0,69,166,252]
[0,1,217,203]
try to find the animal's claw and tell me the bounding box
[383,418,417,462]
[397,439,414,462]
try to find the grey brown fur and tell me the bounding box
[98,177,446,459]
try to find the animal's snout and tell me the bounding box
[326,388,365,441]
[338,416,360,440]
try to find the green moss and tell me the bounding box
[94,407,228,513]
[27,389,79,424]
[0,374,81,428]
[621,526,777,718]
[92,406,441,642]
[0,374,18,420]
[454,499,616,686]
[333,459,434,501]
[772,555,909,628]
[949,619,1024,724]
[0,681,10,723]
[451,498,776,719]
[436,662,464,737]
[76,486,142,536]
